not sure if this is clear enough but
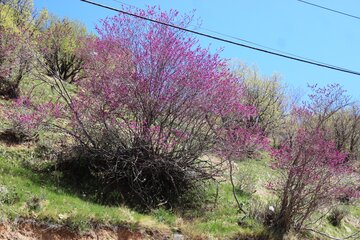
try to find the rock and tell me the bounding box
[173,233,184,240]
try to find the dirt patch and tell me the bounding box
[0,219,167,240]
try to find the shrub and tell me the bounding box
[270,128,356,236]
[236,170,257,195]
[17,6,265,209]
[26,195,43,211]
[0,126,34,144]
[34,140,55,160]
[328,207,347,227]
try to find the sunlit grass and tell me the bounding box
[0,146,169,232]
[0,140,358,239]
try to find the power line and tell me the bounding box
[184,26,341,68]
[109,0,276,51]
[80,0,360,76]
[107,0,344,69]
[297,0,360,20]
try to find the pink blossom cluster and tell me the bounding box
[272,127,358,200]
[55,6,266,155]
[6,97,62,132]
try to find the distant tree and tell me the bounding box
[0,0,40,99]
[291,84,359,159]
[0,27,18,98]
[38,16,86,83]
[330,104,360,161]
[233,63,287,142]
[0,26,31,99]
[280,84,351,148]
[305,84,351,129]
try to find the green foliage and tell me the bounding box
[151,208,176,226]
[0,4,18,29]
[0,0,34,18]
[233,62,288,140]
[39,15,87,82]
[43,15,86,54]
[0,146,165,231]
[0,0,32,28]
[0,0,44,35]
[0,185,19,205]
[328,207,348,227]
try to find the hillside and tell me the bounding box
[1,1,359,239]
[0,137,359,239]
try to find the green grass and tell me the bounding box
[0,139,359,239]
[0,143,269,238]
[177,177,265,238]
[0,145,169,232]
[1,60,359,239]
[19,74,78,103]
[311,203,360,239]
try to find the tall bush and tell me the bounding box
[270,126,358,236]
[17,7,264,208]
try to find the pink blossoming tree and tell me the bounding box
[16,6,265,208]
[269,85,359,236]
[271,128,355,234]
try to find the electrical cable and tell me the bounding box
[80,0,360,76]
[297,0,360,21]
[107,0,345,69]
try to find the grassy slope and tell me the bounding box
[0,145,169,232]
[0,77,359,239]
[0,144,266,239]
[238,157,360,239]
[0,76,260,238]
[0,144,359,239]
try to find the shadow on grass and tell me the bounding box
[12,150,216,216]
[0,146,273,239]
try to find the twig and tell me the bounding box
[304,228,360,240]
[228,158,247,215]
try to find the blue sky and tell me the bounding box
[34,0,360,100]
